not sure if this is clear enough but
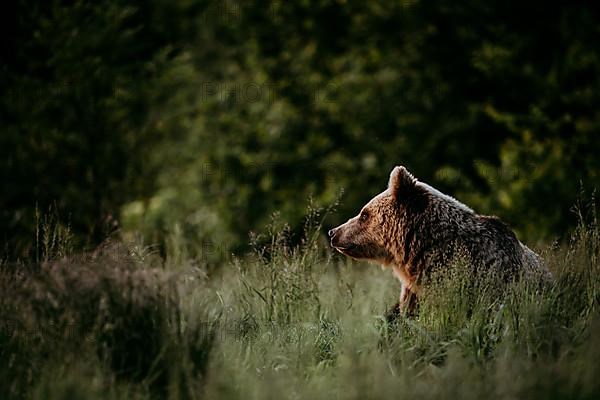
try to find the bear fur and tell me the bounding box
[329,166,548,316]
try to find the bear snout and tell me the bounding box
[329,226,355,253]
[329,227,343,248]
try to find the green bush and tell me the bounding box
[0,241,216,399]
[4,1,599,259]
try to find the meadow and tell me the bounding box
[1,211,599,400]
[4,2,600,399]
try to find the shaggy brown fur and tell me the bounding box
[329,166,548,317]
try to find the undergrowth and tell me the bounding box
[0,209,599,399]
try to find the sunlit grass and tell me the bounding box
[1,213,599,399]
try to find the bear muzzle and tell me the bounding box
[328,226,342,247]
[329,226,356,254]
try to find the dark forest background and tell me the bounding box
[2,0,600,260]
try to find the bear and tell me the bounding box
[328,166,548,317]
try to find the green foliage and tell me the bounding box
[1,0,198,256]
[119,0,600,253]
[3,1,599,258]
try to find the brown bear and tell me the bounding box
[328,166,548,317]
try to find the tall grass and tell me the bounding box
[1,210,599,399]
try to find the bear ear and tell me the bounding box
[388,166,418,200]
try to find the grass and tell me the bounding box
[1,212,599,399]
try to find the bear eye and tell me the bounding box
[359,210,369,223]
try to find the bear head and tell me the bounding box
[328,166,428,265]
